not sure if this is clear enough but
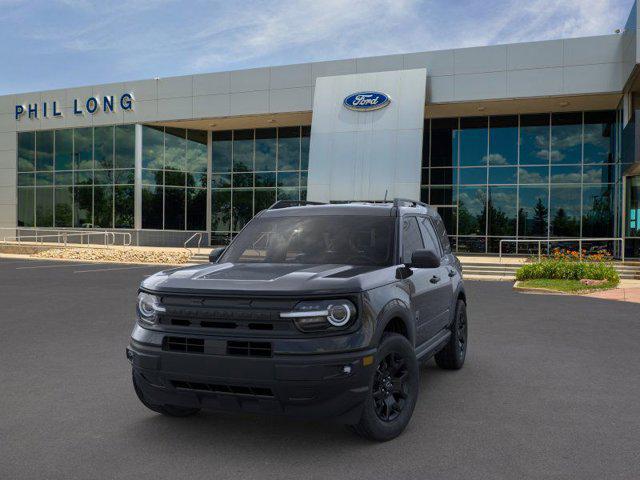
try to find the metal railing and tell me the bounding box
[1,229,132,248]
[498,238,625,261]
[183,232,204,254]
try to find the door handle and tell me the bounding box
[430,275,441,284]
[448,269,457,277]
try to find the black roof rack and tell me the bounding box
[268,200,326,210]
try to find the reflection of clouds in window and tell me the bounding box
[550,171,581,183]
[482,153,507,165]
[518,168,545,183]
[551,132,581,149]
[549,150,565,163]
[458,188,486,213]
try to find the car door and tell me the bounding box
[400,216,440,346]
[419,216,455,333]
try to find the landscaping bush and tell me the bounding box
[516,259,619,284]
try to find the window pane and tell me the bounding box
[430,118,457,167]
[551,113,581,165]
[114,169,134,185]
[212,131,232,172]
[488,186,517,236]
[74,128,93,170]
[518,186,548,236]
[233,172,253,188]
[582,184,613,237]
[35,187,53,226]
[233,129,253,172]
[186,129,207,173]
[430,186,456,205]
[142,126,164,169]
[93,185,113,228]
[430,168,456,185]
[115,124,135,169]
[36,172,53,186]
[164,170,185,187]
[114,185,134,228]
[488,115,517,166]
[584,111,615,164]
[520,114,549,165]
[488,167,517,184]
[18,173,34,187]
[550,165,581,183]
[74,186,93,227]
[232,190,253,231]
[255,128,276,171]
[94,169,113,185]
[277,127,300,171]
[459,167,486,185]
[255,189,277,214]
[255,172,276,187]
[55,129,73,171]
[436,207,457,237]
[211,190,231,232]
[18,132,35,172]
[165,127,186,171]
[211,174,231,188]
[277,171,299,187]
[458,186,486,235]
[186,188,206,231]
[17,188,34,227]
[459,117,487,167]
[142,169,163,186]
[550,185,581,237]
[94,126,114,170]
[141,186,163,229]
[519,166,548,184]
[277,187,299,200]
[186,171,207,188]
[36,130,54,171]
[75,170,93,186]
[300,126,310,170]
[54,187,73,227]
[164,187,185,230]
[583,164,615,184]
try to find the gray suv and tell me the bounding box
[127,199,467,441]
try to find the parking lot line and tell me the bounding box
[73,265,160,273]
[16,262,105,270]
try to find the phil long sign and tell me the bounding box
[15,93,134,120]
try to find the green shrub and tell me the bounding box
[515,259,619,284]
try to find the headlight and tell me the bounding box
[280,299,356,332]
[136,292,165,326]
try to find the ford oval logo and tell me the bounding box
[343,91,391,111]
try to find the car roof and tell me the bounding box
[259,201,439,218]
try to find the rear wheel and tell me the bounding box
[435,299,467,370]
[132,372,200,417]
[351,333,419,441]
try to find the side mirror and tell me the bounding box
[208,247,225,263]
[410,249,440,269]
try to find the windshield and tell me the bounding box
[220,215,396,266]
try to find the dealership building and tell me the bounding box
[2,5,640,256]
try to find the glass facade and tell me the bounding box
[17,125,135,228]
[141,126,207,231]
[210,126,310,243]
[15,113,626,255]
[421,111,622,253]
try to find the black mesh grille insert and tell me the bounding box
[163,336,204,353]
[171,380,274,397]
[226,341,272,357]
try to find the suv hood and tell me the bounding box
[141,262,396,296]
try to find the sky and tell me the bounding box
[0,0,636,95]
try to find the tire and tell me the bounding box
[132,372,200,417]
[351,333,419,442]
[435,299,467,370]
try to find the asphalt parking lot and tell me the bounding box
[1,258,639,480]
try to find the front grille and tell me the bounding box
[163,336,204,353]
[226,341,272,357]
[171,380,274,397]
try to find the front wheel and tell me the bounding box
[132,372,200,417]
[434,299,467,370]
[350,333,419,441]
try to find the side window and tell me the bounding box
[431,216,451,254]
[418,217,442,256]
[402,217,424,264]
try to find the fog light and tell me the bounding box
[362,355,374,366]
[342,365,352,375]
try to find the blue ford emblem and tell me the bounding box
[343,91,390,111]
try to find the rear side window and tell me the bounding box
[402,217,424,264]
[431,216,451,254]
[418,217,442,256]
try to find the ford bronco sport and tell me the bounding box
[127,199,467,441]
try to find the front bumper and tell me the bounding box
[127,330,376,423]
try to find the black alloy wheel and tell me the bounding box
[373,352,410,422]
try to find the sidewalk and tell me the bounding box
[582,280,640,304]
